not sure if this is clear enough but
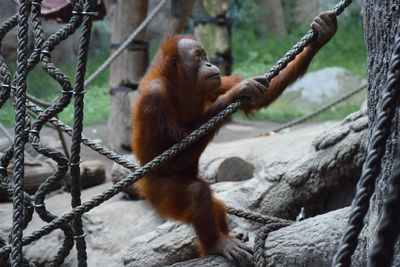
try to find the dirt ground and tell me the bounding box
[2,118,320,177]
[38,118,287,173]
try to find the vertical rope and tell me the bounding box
[70,0,95,265]
[11,0,30,265]
[367,26,400,267]
[369,146,400,267]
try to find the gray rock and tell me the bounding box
[110,154,141,199]
[216,157,255,183]
[79,160,107,189]
[170,207,350,267]
[0,183,164,266]
[0,138,11,152]
[281,67,366,113]
[200,123,335,183]
[122,222,197,267]
[263,207,350,267]
[0,113,368,266]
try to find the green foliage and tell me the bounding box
[0,6,367,127]
[232,11,366,77]
[0,52,110,127]
[244,95,364,123]
[0,102,15,127]
[231,2,366,122]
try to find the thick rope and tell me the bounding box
[70,1,95,265]
[253,223,291,267]
[332,16,400,267]
[369,145,400,267]
[227,206,292,225]
[0,14,17,108]
[227,206,293,266]
[11,0,30,265]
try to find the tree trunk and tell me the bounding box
[107,0,148,152]
[257,0,287,36]
[193,0,232,75]
[146,0,194,42]
[352,1,400,265]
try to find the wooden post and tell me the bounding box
[193,0,232,75]
[258,0,287,36]
[108,0,149,152]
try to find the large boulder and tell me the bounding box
[0,111,368,266]
[117,110,367,266]
[200,122,337,183]
[276,67,366,114]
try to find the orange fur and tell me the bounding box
[131,35,325,256]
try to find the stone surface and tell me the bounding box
[118,112,367,266]
[216,156,255,183]
[169,208,350,267]
[0,113,368,266]
[0,183,164,266]
[200,122,338,184]
[263,207,350,267]
[110,154,141,199]
[79,160,107,189]
[122,222,197,267]
[278,67,366,114]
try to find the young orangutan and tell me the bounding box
[131,11,337,266]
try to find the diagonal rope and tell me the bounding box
[259,84,366,136]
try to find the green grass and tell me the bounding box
[232,14,366,77]
[231,7,366,122]
[0,52,110,128]
[57,52,110,126]
[241,97,364,123]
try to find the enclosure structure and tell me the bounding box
[0,0,399,266]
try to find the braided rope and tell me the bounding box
[0,14,17,107]
[227,206,293,266]
[369,146,400,267]
[11,0,30,265]
[265,0,352,83]
[254,223,291,267]
[27,100,138,170]
[227,206,293,225]
[70,1,95,265]
[332,16,400,267]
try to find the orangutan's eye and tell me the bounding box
[195,50,202,57]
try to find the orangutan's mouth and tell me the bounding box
[207,73,221,79]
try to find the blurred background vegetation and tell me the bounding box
[0,0,366,127]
